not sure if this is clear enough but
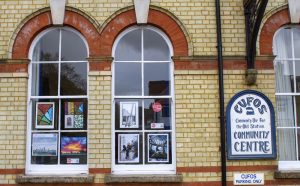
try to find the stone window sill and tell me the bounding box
[274,171,300,179]
[104,174,183,183]
[16,175,94,184]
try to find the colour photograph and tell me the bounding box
[148,134,169,162]
[64,101,84,129]
[120,102,139,128]
[118,133,139,163]
[36,102,55,129]
[32,133,58,156]
[61,136,87,155]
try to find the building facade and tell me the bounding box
[0,0,299,185]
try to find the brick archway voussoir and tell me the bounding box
[260,8,290,55]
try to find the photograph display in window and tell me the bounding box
[118,133,139,163]
[32,133,58,156]
[148,134,169,163]
[120,102,139,128]
[36,102,55,129]
[61,136,87,156]
[64,101,84,129]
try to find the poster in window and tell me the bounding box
[148,133,169,162]
[61,136,87,155]
[120,102,139,128]
[64,102,84,129]
[118,133,139,163]
[32,133,58,156]
[36,102,55,129]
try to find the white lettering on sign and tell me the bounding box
[233,173,264,185]
[227,91,276,159]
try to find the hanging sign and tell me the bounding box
[152,102,162,112]
[226,90,276,159]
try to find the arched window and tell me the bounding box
[274,26,300,170]
[112,26,175,174]
[26,27,88,175]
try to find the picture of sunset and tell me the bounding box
[61,136,87,155]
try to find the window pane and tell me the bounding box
[31,63,58,96]
[60,62,87,95]
[295,60,300,93]
[144,29,170,61]
[60,132,87,164]
[31,133,58,164]
[115,132,143,164]
[278,129,297,161]
[61,99,87,130]
[115,99,142,130]
[145,132,172,164]
[32,99,59,130]
[61,30,87,61]
[32,29,59,61]
[115,29,141,61]
[276,96,295,127]
[144,63,170,96]
[274,28,292,59]
[274,60,293,93]
[293,28,300,58]
[115,63,142,96]
[144,99,171,130]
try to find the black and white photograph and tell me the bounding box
[118,133,139,163]
[120,102,139,128]
[148,133,169,163]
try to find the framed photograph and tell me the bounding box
[36,102,55,129]
[118,133,139,163]
[148,133,169,163]
[64,101,84,129]
[120,102,139,128]
[32,133,58,156]
[61,136,87,156]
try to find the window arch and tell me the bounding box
[112,26,176,174]
[274,26,300,170]
[26,27,89,175]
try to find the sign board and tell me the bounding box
[226,90,276,159]
[234,173,264,185]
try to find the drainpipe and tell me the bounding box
[215,0,226,185]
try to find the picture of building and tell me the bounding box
[0,0,300,185]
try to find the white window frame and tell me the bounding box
[274,26,300,170]
[111,26,176,174]
[26,27,89,175]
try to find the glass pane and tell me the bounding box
[144,29,170,61]
[32,99,59,131]
[144,99,171,130]
[145,132,172,164]
[274,28,292,59]
[61,99,87,130]
[115,132,142,164]
[276,96,295,127]
[115,29,141,61]
[31,63,58,96]
[274,60,293,93]
[31,133,58,164]
[61,30,87,61]
[293,27,300,58]
[115,99,142,130]
[278,128,297,161]
[295,60,300,93]
[144,63,170,96]
[32,29,59,61]
[60,132,87,164]
[114,63,142,96]
[60,62,87,95]
[296,96,300,127]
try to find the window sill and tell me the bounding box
[16,175,94,184]
[274,171,300,179]
[104,174,183,183]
